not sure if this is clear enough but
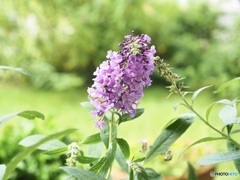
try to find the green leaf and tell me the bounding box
[90,118,117,177]
[131,163,148,180]
[119,108,144,125]
[3,128,77,180]
[187,162,197,180]
[227,141,240,173]
[144,116,194,163]
[80,102,95,111]
[60,166,106,180]
[206,99,234,121]
[133,157,145,163]
[145,168,162,180]
[178,137,226,159]
[89,145,115,177]
[115,147,129,173]
[117,138,130,159]
[219,103,237,125]
[19,134,66,150]
[0,66,29,75]
[80,133,101,145]
[88,143,104,158]
[18,110,45,120]
[0,112,19,127]
[77,156,99,164]
[197,151,240,165]
[215,77,240,93]
[0,111,44,128]
[43,146,68,156]
[191,85,212,105]
[0,164,6,180]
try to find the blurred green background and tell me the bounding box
[1,0,240,179]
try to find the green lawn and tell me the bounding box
[0,84,237,179]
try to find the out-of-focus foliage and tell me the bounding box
[0,0,239,89]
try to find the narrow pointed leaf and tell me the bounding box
[77,156,99,164]
[0,112,19,127]
[18,110,44,120]
[178,137,226,159]
[187,162,197,180]
[117,138,130,159]
[80,102,95,111]
[19,134,66,150]
[43,146,68,156]
[119,108,144,125]
[0,164,6,180]
[89,145,115,177]
[115,147,129,172]
[192,85,212,105]
[60,166,106,180]
[3,128,77,180]
[80,133,101,145]
[215,77,240,93]
[197,151,240,165]
[227,141,240,173]
[144,116,194,163]
[0,66,29,75]
[90,120,117,177]
[0,111,44,128]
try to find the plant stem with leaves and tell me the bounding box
[155,57,240,149]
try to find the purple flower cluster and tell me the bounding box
[88,32,156,118]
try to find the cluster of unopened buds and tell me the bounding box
[66,142,80,167]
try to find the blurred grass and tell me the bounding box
[0,85,237,179]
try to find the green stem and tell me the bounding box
[105,112,115,179]
[175,83,240,149]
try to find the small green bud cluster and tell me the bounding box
[66,142,80,167]
[154,57,186,94]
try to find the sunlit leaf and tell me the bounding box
[178,137,226,159]
[206,99,234,121]
[214,77,240,93]
[80,102,95,111]
[191,85,212,105]
[219,104,237,125]
[0,164,6,180]
[60,166,106,180]
[19,134,66,151]
[0,112,19,127]
[144,116,194,163]
[187,162,197,180]
[0,66,29,75]
[3,128,77,180]
[80,133,101,145]
[117,138,130,159]
[197,151,240,165]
